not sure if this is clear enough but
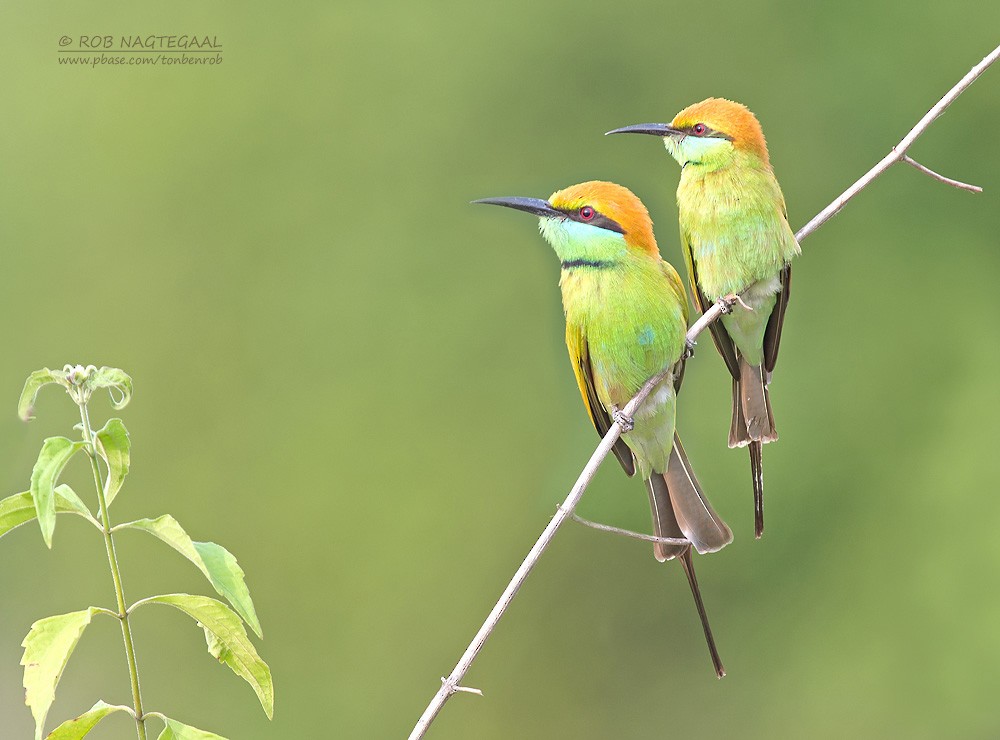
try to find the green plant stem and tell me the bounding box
[79,403,147,740]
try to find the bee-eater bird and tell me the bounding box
[608,99,800,539]
[474,181,733,677]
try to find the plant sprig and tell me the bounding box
[2,365,273,740]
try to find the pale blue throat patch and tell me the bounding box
[665,134,733,167]
[539,216,628,264]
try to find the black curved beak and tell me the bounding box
[471,196,563,219]
[605,123,684,138]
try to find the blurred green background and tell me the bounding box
[1,1,999,738]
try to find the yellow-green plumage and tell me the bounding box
[474,180,732,677]
[678,153,795,290]
[562,254,686,478]
[608,97,800,539]
[677,148,798,365]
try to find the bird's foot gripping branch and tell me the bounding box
[611,408,635,433]
[716,295,741,315]
[4,365,273,740]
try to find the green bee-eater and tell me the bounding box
[609,99,800,539]
[474,181,732,677]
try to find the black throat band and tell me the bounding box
[561,259,615,270]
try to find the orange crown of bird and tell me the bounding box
[548,180,659,257]
[672,98,770,165]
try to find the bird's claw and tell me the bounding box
[683,338,697,360]
[613,409,634,432]
[717,294,751,314]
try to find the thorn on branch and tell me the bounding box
[569,511,691,546]
[902,155,983,193]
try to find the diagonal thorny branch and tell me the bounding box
[409,42,997,740]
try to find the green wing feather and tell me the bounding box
[660,260,690,392]
[763,264,791,377]
[680,229,740,380]
[659,260,690,326]
[566,323,636,477]
[763,193,794,378]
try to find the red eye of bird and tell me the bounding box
[579,206,595,221]
[693,123,707,136]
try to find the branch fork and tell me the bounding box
[900,154,983,192]
[441,678,484,697]
[567,510,691,546]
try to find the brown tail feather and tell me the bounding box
[730,356,777,539]
[645,476,727,678]
[663,434,733,554]
[645,475,688,563]
[678,548,726,678]
[737,358,777,444]
[728,377,749,448]
[749,441,764,539]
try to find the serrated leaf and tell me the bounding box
[18,368,68,422]
[118,516,261,637]
[134,594,272,719]
[30,438,85,548]
[21,609,103,740]
[0,486,98,540]
[94,418,130,506]
[154,716,228,740]
[87,367,133,410]
[45,700,131,739]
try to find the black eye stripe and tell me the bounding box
[681,123,732,140]
[560,207,625,235]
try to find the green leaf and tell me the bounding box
[134,594,273,719]
[21,608,104,740]
[30,438,85,548]
[45,700,131,739]
[87,367,133,410]
[0,486,98,540]
[94,418,130,506]
[154,716,228,740]
[18,368,68,421]
[118,516,261,637]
